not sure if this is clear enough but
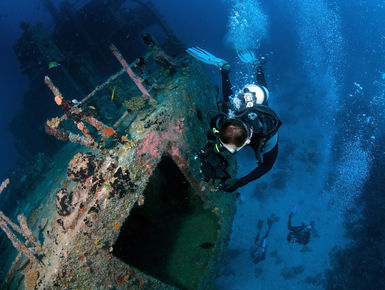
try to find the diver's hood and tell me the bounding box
[218,118,252,155]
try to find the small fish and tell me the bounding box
[49,61,61,69]
[200,242,215,249]
[72,99,80,106]
[111,87,116,100]
[88,106,96,110]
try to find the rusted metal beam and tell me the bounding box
[109,44,154,102]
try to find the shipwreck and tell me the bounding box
[0,1,238,289]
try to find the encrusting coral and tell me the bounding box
[46,117,62,129]
[56,188,73,216]
[67,152,100,182]
[123,96,146,111]
[23,264,39,290]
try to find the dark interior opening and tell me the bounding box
[113,155,219,289]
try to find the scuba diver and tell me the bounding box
[251,217,275,264]
[287,205,314,245]
[186,47,281,192]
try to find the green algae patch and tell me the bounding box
[113,155,220,289]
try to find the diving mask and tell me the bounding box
[220,131,252,154]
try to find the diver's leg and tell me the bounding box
[262,229,270,240]
[256,65,268,89]
[221,69,233,104]
[254,232,261,245]
[263,219,273,239]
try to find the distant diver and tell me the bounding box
[287,205,314,245]
[251,217,275,264]
[187,47,281,192]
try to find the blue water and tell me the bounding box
[1,0,385,288]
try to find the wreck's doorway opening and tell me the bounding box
[113,155,220,289]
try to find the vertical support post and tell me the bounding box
[109,44,154,102]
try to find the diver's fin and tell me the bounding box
[237,49,257,64]
[186,47,229,69]
[290,204,299,215]
[237,49,267,67]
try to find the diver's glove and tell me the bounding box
[216,179,241,192]
[195,148,209,160]
[195,147,230,182]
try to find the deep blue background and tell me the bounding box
[0,0,58,179]
[0,0,384,287]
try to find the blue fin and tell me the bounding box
[186,46,229,68]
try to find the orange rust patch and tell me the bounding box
[104,128,115,137]
[117,275,126,285]
[113,223,120,230]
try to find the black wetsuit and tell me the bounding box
[204,66,280,191]
[287,214,312,245]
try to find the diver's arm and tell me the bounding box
[221,143,277,192]
[231,143,278,190]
